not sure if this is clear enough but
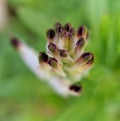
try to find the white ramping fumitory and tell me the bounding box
[10,22,94,97]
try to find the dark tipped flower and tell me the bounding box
[86,54,94,64]
[77,52,94,64]
[10,36,21,48]
[54,23,64,34]
[48,57,58,68]
[48,42,58,55]
[46,29,55,42]
[38,52,49,63]
[64,23,72,32]
[76,37,86,48]
[69,83,83,94]
[59,49,68,58]
[77,25,87,39]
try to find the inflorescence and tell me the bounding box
[10,22,94,96]
[38,22,94,93]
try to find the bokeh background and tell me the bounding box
[0,0,120,121]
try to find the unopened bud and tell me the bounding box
[59,49,68,58]
[64,23,72,32]
[48,57,58,68]
[76,37,85,49]
[77,25,86,38]
[69,84,82,93]
[77,52,93,64]
[10,37,21,49]
[55,24,64,34]
[86,55,94,64]
[48,42,58,55]
[38,52,49,63]
[46,29,55,41]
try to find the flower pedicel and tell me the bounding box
[10,23,94,97]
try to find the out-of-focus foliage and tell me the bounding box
[0,0,120,121]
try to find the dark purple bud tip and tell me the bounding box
[77,25,86,37]
[54,23,64,34]
[38,52,49,63]
[57,26,64,34]
[59,49,68,58]
[46,29,55,40]
[76,37,85,48]
[87,55,94,64]
[69,27,75,35]
[10,37,21,48]
[54,22,62,28]
[81,52,93,62]
[48,43,57,54]
[69,84,82,93]
[48,58,58,68]
[64,23,72,32]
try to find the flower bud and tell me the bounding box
[86,55,94,64]
[64,23,72,32]
[69,27,75,36]
[78,55,94,73]
[48,42,58,55]
[48,57,58,68]
[59,49,68,58]
[69,83,82,93]
[77,52,94,64]
[55,23,64,34]
[72,38,86,60]
[10,36,21,49]
[38,52,49,63]
[46,29,55,42]
[77,25,86,39]
[76,37,86,49]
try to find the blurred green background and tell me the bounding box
[0,0,120,121]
